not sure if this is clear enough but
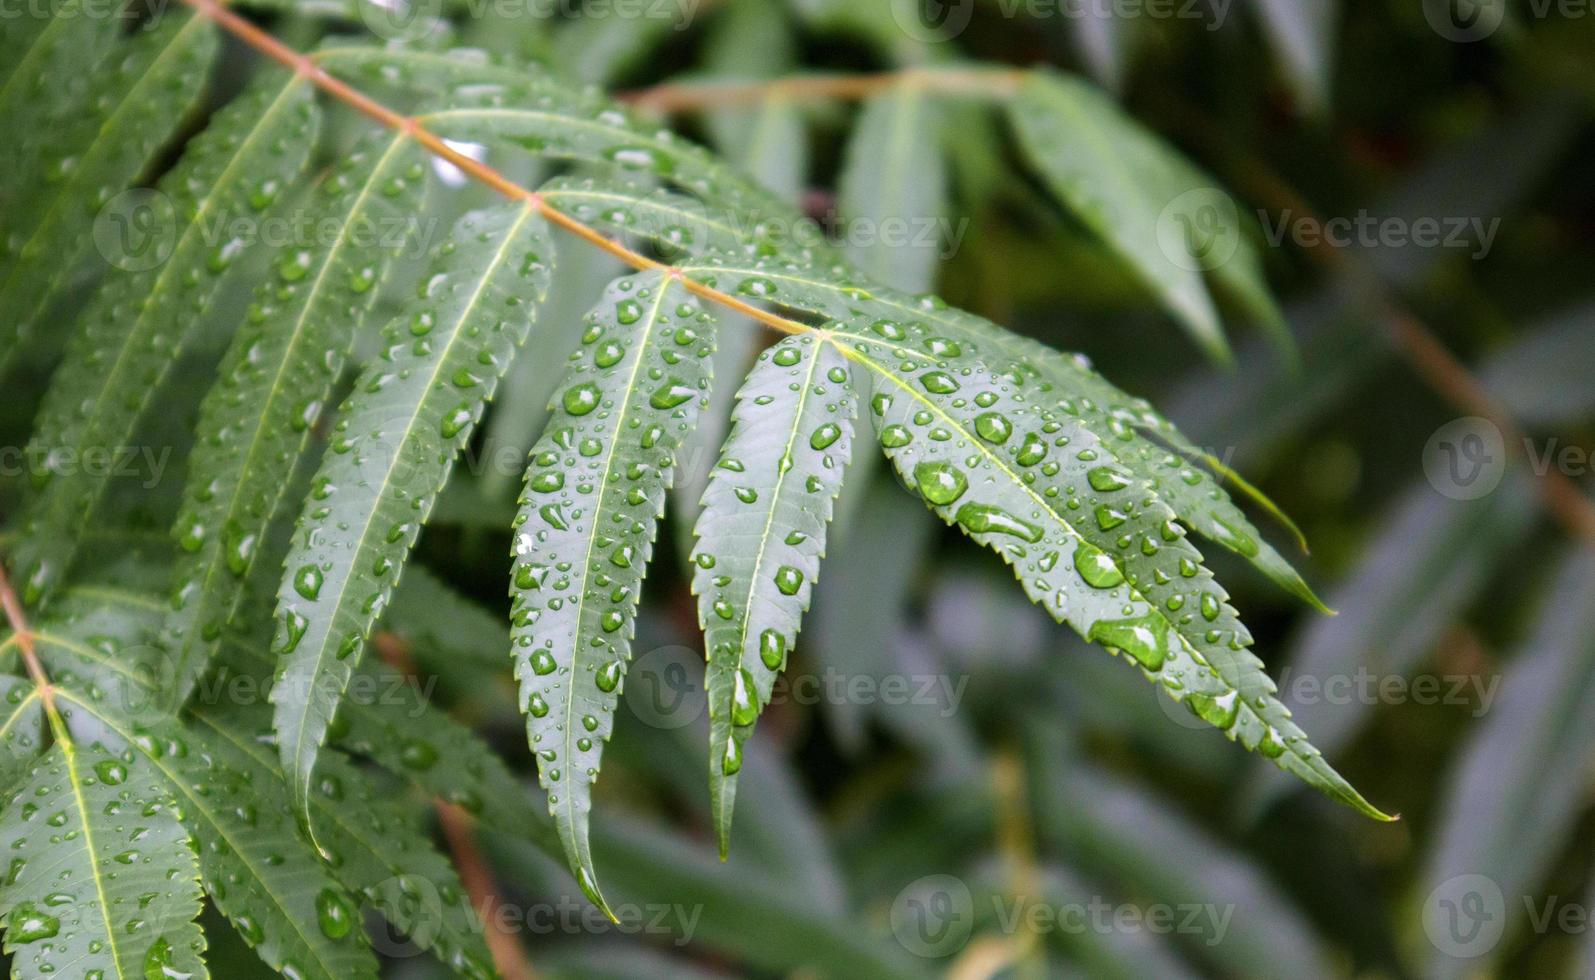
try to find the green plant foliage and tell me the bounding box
[0,2,1456,976]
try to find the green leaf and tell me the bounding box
[838,86,949,294]
[512,270,717,913]
[1029,736,1338,977]
[1008,70,1288,363]
[193,706,495,978]
[0,13,217,378]
[166,129,431,701]
[0,0,121,278]
[838,316,1387,820]
[271,201,553,832]
[692,334,857,855]
[12,67,319,606]
[0,741,207,979]
[217,634,537,838]
[0,675,45,794]
[680,255,1319,602]
[71,700,381,979]
[20,586,381,978]
[1419,549,1595,978]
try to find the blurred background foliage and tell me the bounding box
[9,0,1595,977]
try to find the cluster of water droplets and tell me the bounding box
[690,335,857,780]
[0,740,205,979]
[510,274,715,824]
[167,137,432,676]
[273,204,550,693]
[13,79,319,608]
[838,315,1301,751]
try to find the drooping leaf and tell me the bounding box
[271,201,553,831]
[165,129,432,701]
[1419,548,1595,980]
[838,85,949,294]
[0,740,207,979]
[512,271,717,912]
[837,315,1386,819]
[0,12,217,378]
[12,67,319,606]
[1008,70,1288,363]
[692,334,857,854]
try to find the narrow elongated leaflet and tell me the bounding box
[12,67,318,607]
[271,202,553,833]
[512,271,717,913]
[837,314,1387,820]
[0,13,217,379]
[0,741,207,979]
[166,129,431,700]
[692,335,857,856]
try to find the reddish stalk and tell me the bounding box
[619,67,1026,112]
[184,0,807,339]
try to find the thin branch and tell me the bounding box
[0,560,54,711]
[184,0,809,341]
[619,66,1026,112]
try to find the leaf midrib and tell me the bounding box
[0,15,209,308]
[281,200,539,811]
[54,689,354,978]
[554,274,673,866]
[180,131,413,677]
[42,73,309,561]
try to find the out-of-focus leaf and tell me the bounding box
[1483,300,1595,427]
[1029,737,1337,977]
[1418,548,1595,980]
[489,819,930,980]
[1242,475,1537,819]
[808,477,938,751]
[838,85,949,294]
[1250,0,1337,112]
[1009,70,1287,363]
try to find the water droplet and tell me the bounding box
[913,462,967,506]
[1073,544,1125,589]
[774,566,804,596]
